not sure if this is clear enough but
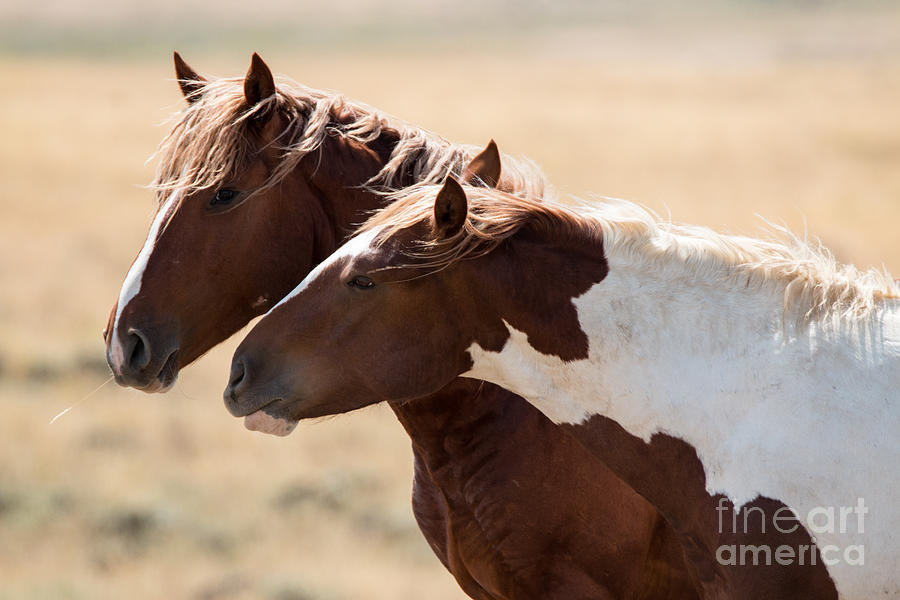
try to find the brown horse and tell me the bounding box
[105,54,699,598]
[225,178,900,598]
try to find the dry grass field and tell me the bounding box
[1,3,899,599]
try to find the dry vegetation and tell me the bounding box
[1,3,899,599]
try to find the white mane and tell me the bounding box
[363,184,899,326]
[579,198,899,325]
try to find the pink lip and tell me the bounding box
[243,409,299,437]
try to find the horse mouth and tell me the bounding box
[138,351,179,393]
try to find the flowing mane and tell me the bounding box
[361,184,900,324]
[150,75,549,200]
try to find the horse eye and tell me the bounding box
[210,188,238,206]
[348,275,375,289]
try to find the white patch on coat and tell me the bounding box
[108,191,180,373]
[463,250,900,598]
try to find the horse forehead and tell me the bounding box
[323,228,381,272]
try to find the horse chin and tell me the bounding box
[244,408,299,437]
[126,369,177,394]
[139,376,176,394]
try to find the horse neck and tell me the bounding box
[389,378,546,457]
[464,236,900,530]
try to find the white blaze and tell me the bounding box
[108,191,180,373]
[269,229,380,312]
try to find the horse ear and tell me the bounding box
[433,176,468,238]
[462,139,501,188]
[173,51,206,103]
[244,52,276,107]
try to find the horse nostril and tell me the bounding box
[125,328,152,373]
[227,357,247,396]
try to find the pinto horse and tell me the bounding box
[228,177,900,598]
[105,54,699,599]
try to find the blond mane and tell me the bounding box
[361,185,900,324]
[150,75,549,200]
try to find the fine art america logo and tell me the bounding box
[716,498,868,567]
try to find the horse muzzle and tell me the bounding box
[106,324,179,393]
[223,354,299,437]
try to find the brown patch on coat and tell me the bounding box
[562,415,838,599]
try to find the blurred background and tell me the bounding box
[1,1,898,598]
